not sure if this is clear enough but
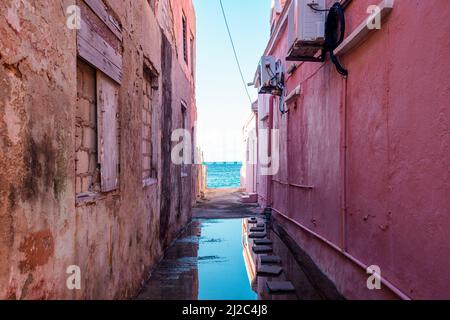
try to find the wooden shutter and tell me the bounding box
[97,72,119,192]
[83,0,122,41]
[77,0,123,84]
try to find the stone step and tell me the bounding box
[250,227,265,232]
[248,218,258,224]
[256,223,265,228]
[252,245,273,254]
[248,232,267,239]
[259,255,281,265]
[266,281,296,293]
[257,265,283,276]
[254,239,273,245]
[241,193,258,203]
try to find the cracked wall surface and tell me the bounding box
[0,0,197,299]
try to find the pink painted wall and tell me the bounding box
[257,0,450,299]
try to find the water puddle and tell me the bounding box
[198,219,256,300]
[136,218,321,300]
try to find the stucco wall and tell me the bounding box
[241,111,257,193]
[260,0,450,299]
[0,0,197,299]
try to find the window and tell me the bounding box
[246,139,250,162]
[182,104,187,130]
[181,103,189,177]
[76,0,122,200]
[76,59,120,199]
[142,64,158,186]
[76,59,100,196]
[182,13,188,64]
[96,72,120,192]
[190,34,195,77]
[191,126,195,165]
[148,0,158,12]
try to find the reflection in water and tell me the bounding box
[198,219,257,300]
[136,220,201,300]
[137,218,321,300]
[242,218,322,300]
[242,220,257,292]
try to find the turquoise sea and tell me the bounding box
[205,162,242,189]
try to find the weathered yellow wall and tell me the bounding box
[0,0,197,299]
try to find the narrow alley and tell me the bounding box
[1,0,450,305]
[136,189,340,300]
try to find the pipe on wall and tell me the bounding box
[272,207,411,300]
[264,0,412,301]
[341,77,348,252]
[269,56,411,301]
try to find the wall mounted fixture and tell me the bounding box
[334,0,395,56]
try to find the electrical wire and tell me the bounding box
[219,0,253,104]
[266,61,288,114]
[324,2,348,77]
[308,2,348,76]
[307,3,329,12]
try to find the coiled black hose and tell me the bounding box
[324,2,348,77]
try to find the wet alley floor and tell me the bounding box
[136,189,323,300]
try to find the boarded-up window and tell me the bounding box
[190,34,195,76]
[181,103,188,176]
[76,0,122,198]
[97,72,120,192]
[182,13,188,64]
[76,63,120,196]
[142,65,158,183]
[148,0,159,12]
[76,59,100,196]
[77,0,123,84]
[191,126,195,165]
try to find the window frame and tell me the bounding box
[190,33,195,77]
[181,101,189,178]
[142,61,159,188]
[182,12,188,64]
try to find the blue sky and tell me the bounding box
[193,0,271,162]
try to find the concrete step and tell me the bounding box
[259,255,281,265]
[241,193,258,203]
[266,281,296,293]
[257,265,283,276]
[256,223,265,228]
[252,245,273,254]
[248,217,258,224]
[248,232,267,239]
[254,239,273,245]
[250,227,265,232]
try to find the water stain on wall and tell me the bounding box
[21,134,66,201]
[159,30,173,243]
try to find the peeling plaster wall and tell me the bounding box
[0,0,197,299]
